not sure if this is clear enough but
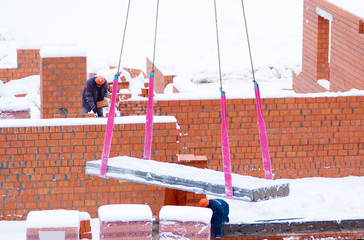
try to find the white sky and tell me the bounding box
[0,0,363,114]
[328,0,364,17]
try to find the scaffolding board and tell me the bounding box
[85,156,289,202]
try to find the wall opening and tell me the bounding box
[316,7,333,84]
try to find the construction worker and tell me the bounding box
[82,76,109,117]
[199,198,229,238]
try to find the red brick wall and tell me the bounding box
[0,95,363,229]
[122,96,364,178]
[41,56,86,118]
[293,0,364,93]
[329,1,364,92]
[0,49,40,83]
[0,120,178,220]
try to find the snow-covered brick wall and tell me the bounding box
[0,49,40,82]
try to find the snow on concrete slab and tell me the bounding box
[86,156,289,201]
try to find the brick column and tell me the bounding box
[40,48,86,118]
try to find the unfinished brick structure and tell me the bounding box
[0,49,40,83]
[146,58,176,94]
[40,53,87,119]
[293,0,364,93]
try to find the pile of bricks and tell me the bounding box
[98,204,153,240]
[159,205,212,240]
[26,210,80,240]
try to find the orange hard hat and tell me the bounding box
[95,76,105,85]
[199,198,210,207]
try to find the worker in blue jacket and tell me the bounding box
[82,75,109,117]
[199,198,229,238]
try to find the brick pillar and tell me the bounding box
[40,49,86,119]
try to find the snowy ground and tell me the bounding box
[1,0,364,239]
[1,176,364,240]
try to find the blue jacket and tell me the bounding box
[207,199,229,237]
[82,77,109,112]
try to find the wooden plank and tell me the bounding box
[85,156,290,202]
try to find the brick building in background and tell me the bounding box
[293,0,364,93]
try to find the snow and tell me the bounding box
[317,79,330,90]
[39,46,86,58]
[79,212,91,221]
[98,204,152,222]
[227,176,364,224]
[316,7,333,21]
[25,210,80,228]
[0,0,364,239]
[159,206,212,224]
[0,115,177,128]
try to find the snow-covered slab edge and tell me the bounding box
[0,115,177,128]
[86,156,290,202]
[87,156,286,190]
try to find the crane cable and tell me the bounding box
[99,0,132,178]
[240,0,256,83]
[213,0,233,199]
[116,0,132,74]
